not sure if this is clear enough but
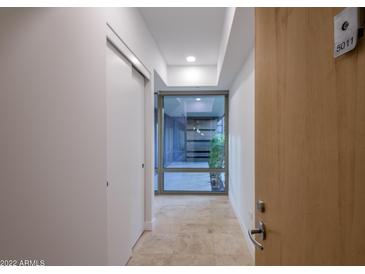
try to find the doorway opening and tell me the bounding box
[154,91,228,194]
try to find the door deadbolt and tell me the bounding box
[256,200,265,213]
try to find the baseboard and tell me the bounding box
[229,194,255,261]
[144,218,155,231]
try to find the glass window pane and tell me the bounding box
[163,96,225,169]
[164,172,225,192]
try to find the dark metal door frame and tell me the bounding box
[155,90,229,195]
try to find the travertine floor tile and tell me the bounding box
[173,232,215,255]
[127,254,171,266]
[127,195,253,266]
[132,232,176,255]
[168,254,216,266]
[214,254,254,266]
[212,233,248,255]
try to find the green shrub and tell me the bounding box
[208,133,224,168]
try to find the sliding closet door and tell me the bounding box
[106,41,145,265]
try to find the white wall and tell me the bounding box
[228,49,255,258]
[218,8,254,89]
[0,8,108,265]
[0,7,167,265]
[217,7,236,80]
[167,65,217,87]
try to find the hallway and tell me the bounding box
[2,6,364,267]
[127,196,253,266]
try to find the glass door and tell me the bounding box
[156,93,228,194]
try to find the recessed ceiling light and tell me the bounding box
[186,56,196,63]
[195,98,201,101]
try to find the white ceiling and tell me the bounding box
[139,7,226,66]
[153,8,255,91]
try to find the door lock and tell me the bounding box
[248,221,266,250]
[256,200,265,213]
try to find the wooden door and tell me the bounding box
[255,8,365,265]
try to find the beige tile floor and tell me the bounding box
[127,195,253,266]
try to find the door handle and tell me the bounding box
[248,221,266,250]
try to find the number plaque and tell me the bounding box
[334,8,359,58]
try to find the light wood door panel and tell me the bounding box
[255,8,365,265]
